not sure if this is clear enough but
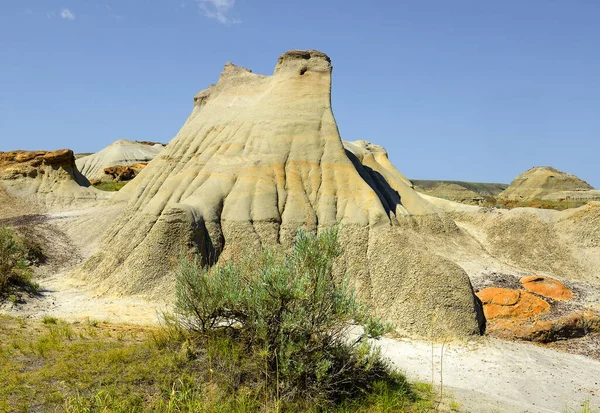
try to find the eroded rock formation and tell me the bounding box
[78,50,485,338]
[0,149,106,215]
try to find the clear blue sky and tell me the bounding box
[1,1,599,186]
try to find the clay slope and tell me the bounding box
[499,166,593,201]
[76,139,164,182]
[79,50,484,338]
[0,149,106,215]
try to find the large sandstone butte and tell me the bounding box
[76,139,164,182]
[498,166,594,201]
[78,50,484,337]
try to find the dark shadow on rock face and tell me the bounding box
[345,149,401,219]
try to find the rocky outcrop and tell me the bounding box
[77,50,484,338]
[0,149,105,211]
[99,163,148,183]
[498,166,594,201]
[0,149,83,181]
[76,139,163,182]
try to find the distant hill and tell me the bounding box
[411,180,508,204]
[498,166,594,201]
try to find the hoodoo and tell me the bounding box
[78,50,484,337]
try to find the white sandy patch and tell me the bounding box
[371,333,600,413]
[2,273,166,325]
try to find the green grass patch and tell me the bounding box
[0,315,434,412]
[92,181,129,192]
[0,225,40,300]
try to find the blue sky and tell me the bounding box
[1,1,599,186]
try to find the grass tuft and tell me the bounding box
[0,225,40,300]
[92,181,129,191]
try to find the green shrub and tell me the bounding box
[175,228,393,407]
[0,225,39,297]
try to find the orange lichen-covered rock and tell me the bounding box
[101,163,147,182]
[520,276,574,301]
[477,287,550,320]
[489,310,600,343]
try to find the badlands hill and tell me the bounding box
[76,139,164,183]
[78,50,485,337]
[498,166,594,201]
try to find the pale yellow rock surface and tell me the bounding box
[499,166,594,201]
[76,139,164,182]
[78,50,484,338]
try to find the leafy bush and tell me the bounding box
[175,228,394,407]
[0,225,39,297]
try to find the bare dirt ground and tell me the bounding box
[373,334,600,413]
[1,207,599,413]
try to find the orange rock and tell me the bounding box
[476,287,550,320]
[103,165,136,181]
[477,287,520,306]
[520,276,574,301]
[489,310,600,343]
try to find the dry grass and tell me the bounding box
[481,198,589,211]
[92,181,128,192]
